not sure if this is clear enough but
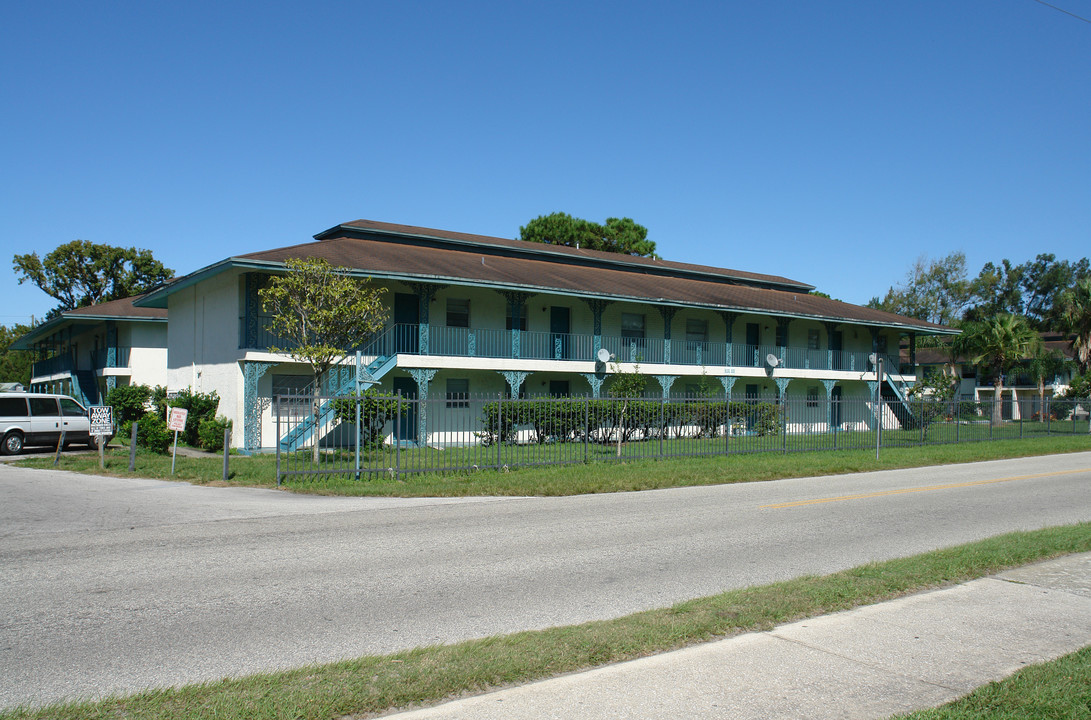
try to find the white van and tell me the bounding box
[0,393,98,455]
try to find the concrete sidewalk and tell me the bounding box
[380,553,1091,719]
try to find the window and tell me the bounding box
[272,374,310,418]
[446,378,469,408]
[807,329,820,350]
[505,303,527,331]
[807,387,819,408]
[549,380,570,397]
[621,313,645,340]
[0,397,27,417]
[29,398,59,416]
[775,322,787,348]
[60,398,87,417]
[685,318,708,343]
[446,298,469,328]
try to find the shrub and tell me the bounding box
[197,416,232,452]
[157,387,221,447]
[331,391,400,449]
[122,413,172,454]
[105,384,153,424]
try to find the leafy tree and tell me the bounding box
[0,324,33,386]
[867,252,970,326]
[954,314,1040,426]
[520,213,658,258]
[966,253,1090,329]
[259,257,388,461]
[105,384,154,424]
[13,240,173,316]
[1059,278,1091,373]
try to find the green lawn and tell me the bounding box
[893,645,1091,719]
[3,524,1087,720]
[16,432,1091,497]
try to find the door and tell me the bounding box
[394,293,419,354]
[550,307,570,359]
[830,330,843,371]
[745,323,760,367]
[28,397,61,445]
[393,377,417,443]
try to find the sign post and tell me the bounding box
[167,406,189,475]
[89,405,113,470]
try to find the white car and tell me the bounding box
[0,392,100,455]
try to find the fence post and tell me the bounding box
[275,395,281,486]
[395,391,401,481]
[129,421,138,472]
[782,396,788,455]
[222,426,230,482]
[1046,396,1051,435]
[584,395,589,464]
[659,397,664,458]
[497,392,503,470]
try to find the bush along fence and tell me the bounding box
[273,392,1091,483]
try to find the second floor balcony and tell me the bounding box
[244,320,899,375]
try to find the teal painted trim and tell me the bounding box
[244,361,277,451]
[408,368,438,444]
[655,375,677,398]
[500,370,529,396]
[774,377,791,397]
[581,373,605,398]
[718,376,737,399]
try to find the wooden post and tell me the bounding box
[129,421,138,472]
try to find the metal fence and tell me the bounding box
[274,393,1091,483]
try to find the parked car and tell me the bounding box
[0,392,103,455]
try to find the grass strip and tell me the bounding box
[15,434,1091,497]
[893,645,1091,719]
[4,523,1088,720]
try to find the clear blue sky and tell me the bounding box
[2,1,1088,325]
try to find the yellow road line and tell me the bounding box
[761,468,1088,509]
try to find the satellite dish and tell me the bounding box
[868,353,878,365]
[765,353,780,368]
[596,347,612,363]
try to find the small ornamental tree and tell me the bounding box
[259,258,387,460]
[607,358,645,456]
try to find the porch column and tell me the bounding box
[867,380,880,430]
[243,360,277,453]
[408,368,438,445]
[585,298,611,355]
[406,283,440,356]
[824,321,837,371]
[501,291,531,359]
[581,372,605,398]
[719,311,737,366]
[719,375,737,400]
[657,306,676,364]
[822,379,837,429]
[774,377,791,399]
[244,273,264,349]
[776,318,790,365]
[655,374,677,399]
[500,370,529,397]
[909,332,917,368]
[105,320,118,368]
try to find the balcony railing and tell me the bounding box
[32,353,74,377]
[243,319,895,374]
[90,347,131,370]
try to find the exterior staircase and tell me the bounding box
[278,352,398,452]
[878,354,919,430]
[73,370,99,406]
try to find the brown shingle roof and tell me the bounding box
[235,221,954,334]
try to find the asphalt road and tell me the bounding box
[1,452,1089,709]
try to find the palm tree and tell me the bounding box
[1023,344,1067,421]
[1060,278,1091,374]
[954,314,1040,426]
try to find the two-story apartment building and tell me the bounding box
[134,219,957,451]
[14,295,168,407]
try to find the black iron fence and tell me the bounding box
[274,393,1091,483]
